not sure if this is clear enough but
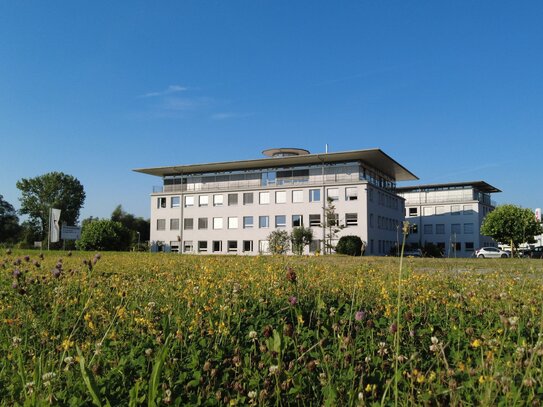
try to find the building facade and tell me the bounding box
[134,148,418,255]
[397,181,500,257]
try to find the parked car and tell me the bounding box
[475,247,509,258]
[527,246,543,259]
[403,248,423,257]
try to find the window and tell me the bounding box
[369,189,374,202]
[451,224,461,234]
[275,191,287,204]
[198,217,208,230]
[370,213,374,228]
[292,190,303,203]
[424,224,433,235]
[327,188,339,201]
[345,187,358,201]
[464,223,474,234]
[198,241,208,253]
[157,219,166,230]
[213,217,223,229]
[212,241,222,252]
[157,197,166,208]
[309,189,321,202]
[328,213,339,227]
[213,194,224,206]
[171,196,180,208]
[292,215,303,227]
[170,241,179,253]
[228,217,238,229]
[170,218,180,230]
[463,205,474,215]
[309,240,320,253]
[183,241,193,253]
[259,216,269,228]
[436,224,445,234]
[243,240,253,252]
[309,214,321,227]
[465,242,474,251]
[275,215,286,228]
[228,193,238,206]
[451,205,461,215]
[243,216,254,229]
[259,240,269,253]
[184,218,194,230]
[199,195,209,207]
[259,192,270,204]
[243,192,254,205]
[408,207,418,217]
[345,213,358,226]
[185,196,194,207]
[227,240,238,253]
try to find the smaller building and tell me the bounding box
[397,181,501,257]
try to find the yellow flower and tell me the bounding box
[471,339,482,348]
[61,338,74,351]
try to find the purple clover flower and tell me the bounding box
[355,311,366,321]
[288,296,298,306]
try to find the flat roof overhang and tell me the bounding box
[397,181,501,194]
[133,148,418,181]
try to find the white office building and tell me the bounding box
[397,181,501,257]
[134,148,418,255]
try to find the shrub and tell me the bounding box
[290,226,313,255]
[335,235,364,256]
[76,219,130,251]
[267,230,290,254]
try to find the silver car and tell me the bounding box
[475,247,509,258]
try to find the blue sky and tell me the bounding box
[1,1,542,221]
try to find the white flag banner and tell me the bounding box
[50,208,61,243]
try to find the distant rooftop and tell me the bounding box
[397,181,501,194]
[134,148,419,181]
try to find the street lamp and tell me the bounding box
[136,231,140,251]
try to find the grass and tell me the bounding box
[1,250,543,405]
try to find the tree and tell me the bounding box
[0,195,20,243]
[324,197,345,254]
[290,226,313,255]
[336,235,365,256]
[16,172,85,239]
[481,204,543,256]
[267,230,290,254]
[76,219,129,251]
[111,205,150,249]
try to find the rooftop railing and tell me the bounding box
[153,173,371,194]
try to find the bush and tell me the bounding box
[76,219,130,251]
[267,230,290,254]
[335,235,364,256]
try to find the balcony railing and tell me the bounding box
[153,173,368,194]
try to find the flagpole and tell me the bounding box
[47,207,51,251]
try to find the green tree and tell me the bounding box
[16,172,85,239]
[0,195,20,243]
[76,219,129,251]
[111,205,150,249]
[324,197,345,254]
[290,226,313,255]
[267,230,290,254]
[19,219,42,248]
[481,204,543,256]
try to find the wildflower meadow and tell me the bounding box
[1,250,543,405]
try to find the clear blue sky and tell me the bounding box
[1,1,542,221]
